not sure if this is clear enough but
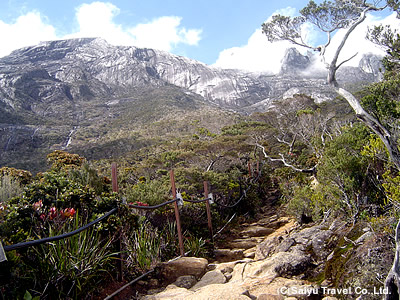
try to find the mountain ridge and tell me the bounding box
[0,37,383,111]
[0,37,384,171]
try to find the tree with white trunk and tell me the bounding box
[261,1,400,298]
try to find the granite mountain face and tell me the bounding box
[0,38,383,171]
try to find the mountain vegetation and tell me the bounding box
[262,0,400,295]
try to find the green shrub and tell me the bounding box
[287,185,314,222]
[0,175,23,203]
[0,166,32,185]
[124,179,170,206]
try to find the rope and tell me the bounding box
[213,213,237,239]
[213,183,250,209]
[103,269,155,300]
[183,197,211,204]
[214,193,246,208]
[4,208,118,251]
[128,198,178,210]
[213,168,262,209]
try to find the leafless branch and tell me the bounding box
[256,143,316,174]
[336,52,359,69]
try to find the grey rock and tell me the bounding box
[172,275,197,289]
[255,236,282,260]
[280,48,312,75]
[276,237,296,253]
[241,225,274,237]
[190,269,227,291]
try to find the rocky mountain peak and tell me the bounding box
[359,53,384,79]
[280,48,311,75]
[0,37,387,171]
[0,38,384,111]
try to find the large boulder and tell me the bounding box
[255,224,333,261]
[240,248,312,280]
[172,275,197,289]
[159,257,208,285]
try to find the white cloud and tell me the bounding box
[66,2,136,45]
[214,29,296,74]
[68,1,202,51]
[324,12,400,67]
[128,16,202,50]
[214,9,400,74]
[268,7,297,20]
[213,7,307,74]
[0,11,57,57]
[0,1,202,58]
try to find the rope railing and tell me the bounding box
[2,162,263,299]
[4,207,118,252]
[182,197,212,204]
[214,192,246,208]
[128,198,178,210]
[2,197,212,252]
[3,163,261,252]
[3,198,182,252]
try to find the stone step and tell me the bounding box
[214,248,245,263]
[227,237,261,249]
[240,225,274,237]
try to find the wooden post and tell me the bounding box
[204,181,214,245]
[112,163,119,193]
[170,170,185,257]
[111,163,123,281]
[256,161,260,177]
[248,161,252,177]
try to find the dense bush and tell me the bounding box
[0,146,268,299]
[0,151,123,299]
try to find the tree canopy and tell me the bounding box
[262,0,400,171]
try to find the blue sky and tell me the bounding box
[0,1,399,73]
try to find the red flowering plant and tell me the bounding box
[32,199,77,234]
[130,201,149,207]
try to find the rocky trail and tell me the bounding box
[128,204,340,300]
[106,190,393,300]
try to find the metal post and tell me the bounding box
[170,170,185,257]
[204,181,214,245]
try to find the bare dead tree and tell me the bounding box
[255,142,317,174]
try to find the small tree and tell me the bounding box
[262,1,400,296]
[262,0,400,170]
